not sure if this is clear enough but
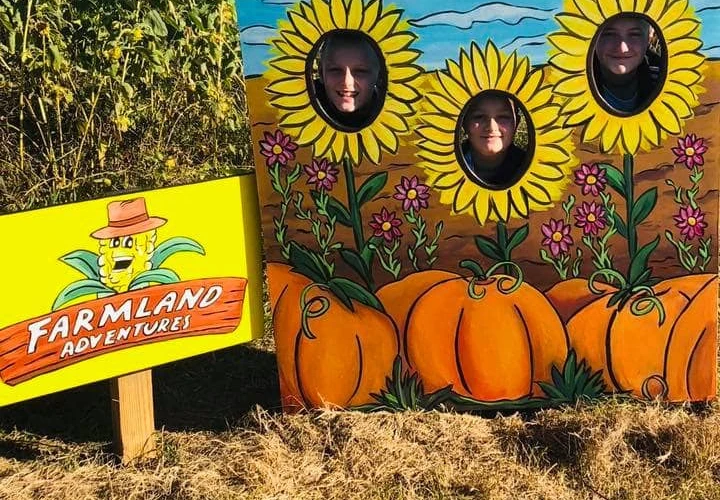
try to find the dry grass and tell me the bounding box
[0,332,719,499]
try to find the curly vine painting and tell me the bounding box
[236,0,719,412]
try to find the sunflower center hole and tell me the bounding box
[588,13,667,116]
[306,29,388,133]
[455,90,534,190]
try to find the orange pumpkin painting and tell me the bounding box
[404,274,569,401]
[271,266,399,409]
[566,274,717,401]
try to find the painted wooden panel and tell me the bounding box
[0,175,264,406]
[237,0,719,411]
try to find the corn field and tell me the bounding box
[0,0,251,213]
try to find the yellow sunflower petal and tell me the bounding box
[273,40,304,58]
[555,13,599,39]
[649,101,681,135]
[506,56,530,94]
[554,74,588,97]
[360,128,381,164]
[495,52,518,91]
[297,116,327,143]
[386,48,422,66]
[270,92,311,110]
[668,52,704,71]
[484,41,501,88]
[531,105,561,129]
[536,144,572,165]
[287,11,322,44]
[597,0,619,21]
[667,37,702,56]
[525,87,553,112]
[418,148,456,165]
[521,180,554,205]
[538,127,574,144]
[311,0,335,32]
[329,132,347,161]
[564,102,596,126]
[329,0,347,28]
[314,127,337,157]
[619,120,641,154]
[280,30,315,55]
[346,132,360,164]
[664,80,698,106]
[267,77,306,96]
[269,56,306,75]
[658,0,689,29]
[453,180,478,213]
[663,19,699,41]
[658,92,692,119]
[470,42,491,89]
[346,0,363,29]
[572,0,605,24]
[388,63,422,82]
[473,195,492,224]
[547,33,589,56]
[426,92,463,115]
[638,113,661,147]
[379,33,416,54]
[618,0,637,12]
[433,171,464,189]
[378,109,409,132]
[644,0,666,22]
[515,69,544,103]
[359,0,381,31]
[417,125,454,145]
[459,49,481,96]
[669,68,702,86]
[300,2,320,28]
[436,72,472,104]
[549,53,585,73]
[368,10,401,40]
[602,116,622,149]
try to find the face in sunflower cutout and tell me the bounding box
[592,15,662,114]
[460,91,528,188]
[312,30,385,130]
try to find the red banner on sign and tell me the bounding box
[0,277,247,385]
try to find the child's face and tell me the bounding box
[595,17,649,76]
[321,43,379,113]
[464,96,516,160]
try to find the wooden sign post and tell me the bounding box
[110,369,157,464]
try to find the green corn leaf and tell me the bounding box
[151,236,205,268]
[599,163,625,194]
[128,268,180,290]
[356,172,388,207]
[60,249,101,280]
[52,279,115,311]
[328,277,384,312]
[628,236,660,285]
[631,187,657,224]
[474,235,503,261]
[538,382,567,401]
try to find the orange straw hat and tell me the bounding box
[91,198,167,239]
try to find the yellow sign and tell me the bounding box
[0,175,263,406]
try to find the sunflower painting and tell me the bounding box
[236,0,719,412]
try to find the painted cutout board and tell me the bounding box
[237,0,719,411]
[0,175,263,406]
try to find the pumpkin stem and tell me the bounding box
[459,259,486,279]
[629,286,666,326]
[486,261,523,294]
[299,283,331,340]
[467,277,487,300]
[588,268,626,294]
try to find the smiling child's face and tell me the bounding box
[595,17,650,77]
[464,95,516,161]
[320,42,379,114]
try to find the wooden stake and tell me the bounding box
[110,369,157,464]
